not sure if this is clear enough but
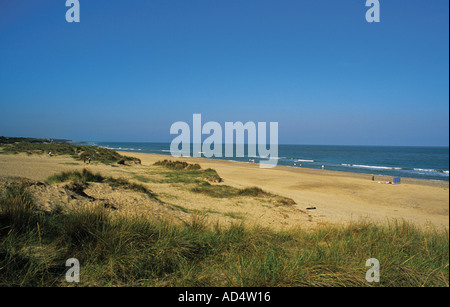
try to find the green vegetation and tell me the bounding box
[46,169,104,185]
[191,183,296,206]
[0,138,140,165]
[0,183,39,236]
[153,160,295,206]
[223,211,246,220]
[154,160,202,170]
[132,175,153,183]
[105,177,156,198]
[0,182,448,286]
[154,160,223,183]
[45,169,156,199]
[0,136,71,145]
[0,152,447,287]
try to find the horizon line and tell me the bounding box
[75,140,450,148]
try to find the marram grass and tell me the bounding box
[0,183,448,287]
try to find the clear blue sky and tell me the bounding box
[0,0,448,146]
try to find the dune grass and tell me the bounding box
[153,160,295,206]
[0,141,140,165]
[154,160,223,183]
[154,160,201,170]
[192,183,296,206]
[45,169,156,199]
[0,183,39,236]
[46,169,105,185]
[0,181,448,287]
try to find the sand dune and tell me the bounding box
[128,152,449,230]
[0,152,448,230]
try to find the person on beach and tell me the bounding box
[322,165,325,170]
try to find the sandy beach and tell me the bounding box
[130,152,449,229]
[0,151,448,230]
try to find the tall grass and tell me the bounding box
[0,184,448,287]
[46,169,104,185]
[0,183,39,235]
[45,169,156,199]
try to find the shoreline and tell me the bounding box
[118,150,450,189]
[119,151,450,230]
[0,150,448,230]
[89,142,449,183]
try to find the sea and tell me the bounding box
[78,142,449,182]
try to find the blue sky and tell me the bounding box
[0,0,448,146]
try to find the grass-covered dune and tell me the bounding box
[45,169,157,199]
[0,179,448,287]
[0,136,72,145]
[0,137,140,165]
[152,160,296,206]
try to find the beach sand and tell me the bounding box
[0,152,448,230]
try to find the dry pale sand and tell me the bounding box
[128,152,450,230]
[0,152,448,230]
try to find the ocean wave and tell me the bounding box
[107,147,139,151]
[252,156,283,160]
[413,168,449,175]
[296,159,315,163]
[249,155,284,159]
[342,164,402,170]
[340,164,449,176]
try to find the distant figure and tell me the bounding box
[372,176,375,181]
[88,158,91,164]
[48,151,53,157]
[322,165,324,170]
[300,164,302,168]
